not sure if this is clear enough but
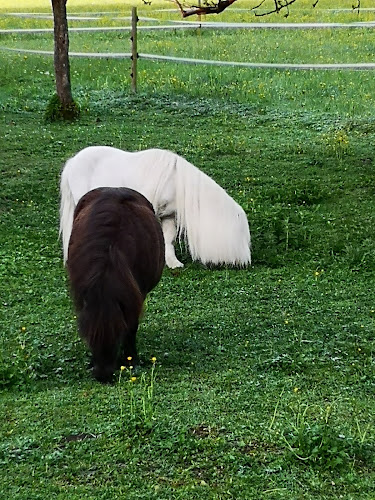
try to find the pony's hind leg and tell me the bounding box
[161,217,184,269]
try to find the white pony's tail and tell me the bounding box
[174,156,251,266]
[59,159,76,264]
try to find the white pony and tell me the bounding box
[59,146,251,269]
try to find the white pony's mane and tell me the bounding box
[173,155,251,265]
[60,146,251,267]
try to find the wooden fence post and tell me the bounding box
[131,7,138,93]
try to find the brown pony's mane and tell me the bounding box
[67,187,165,382]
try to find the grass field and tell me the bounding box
[1,1,375,498]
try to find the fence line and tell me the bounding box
[138,53,375,71]
[0,47,131,58]
[1,12,375,72]
[2,46,375,71]
[1,13,158,21]
[173,20,375,29]
[0,26,199,34]
[1,19,375,35]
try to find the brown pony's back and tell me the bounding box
[67,187,165,382]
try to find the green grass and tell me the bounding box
[1,1,375,498]
[1,3,375,119]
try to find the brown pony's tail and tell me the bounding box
[67,190,144,381]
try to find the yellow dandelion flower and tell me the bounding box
[131,376,137,382]
[127,356,132,361]
[120,366,126,371]
[151,356,157,363]
[21,326,26,332]
[293,387,299,393]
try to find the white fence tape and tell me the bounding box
[1,46,374,70]
[1,20,375,35]
[1,19,374,71]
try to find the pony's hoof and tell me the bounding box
[92,365,115,384]
[166,260,184,269]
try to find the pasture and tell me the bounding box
[1,0,375,498]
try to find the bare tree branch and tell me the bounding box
[352,0,361,12]
[151,0,362,18]
[172,0,238,18]
[252,0,297,17]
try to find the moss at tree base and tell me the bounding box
[45,93,80,122]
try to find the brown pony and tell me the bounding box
[67,187,165,382]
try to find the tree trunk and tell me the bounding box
[47,0,79,120]
[51,0,72,105]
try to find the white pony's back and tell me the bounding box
[60,146,177,262]
[62,146,175,205]
[60,146,251,267]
